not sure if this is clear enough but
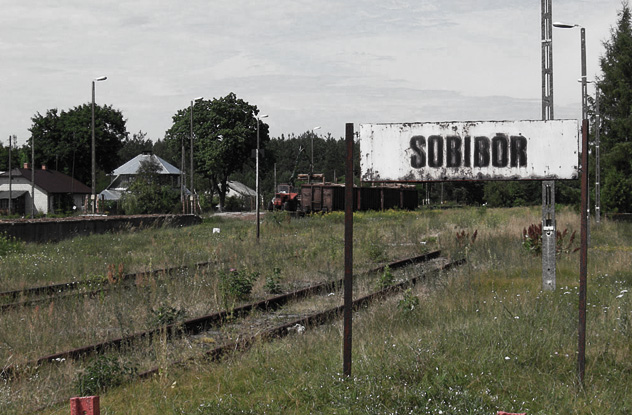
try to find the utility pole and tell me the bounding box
[31,136,35,218]
[595,89,601,223]
[541,0,556,291]
[8,135,12,215]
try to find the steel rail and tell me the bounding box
[2,250,443,380]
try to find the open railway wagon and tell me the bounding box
[300,183,418,213]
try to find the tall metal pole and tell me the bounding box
[8,135,12,215]
[91,81,95,213]
[181,138,185,214]
[578,26,588,387]
[91,76,107,214]
[256,117,260,240]
[595,88,601,223]
[190,97,203,214]
[343,122,354,377]
[541,0,556,291]
[579,117,588,386]
[31,136,34,218]
[581,28,591,242]
[190,100,194,214]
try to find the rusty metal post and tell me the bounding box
[343,123,354,377]
[578,118,588,386]
[578,73,589,387]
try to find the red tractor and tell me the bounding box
[268,184,300,211]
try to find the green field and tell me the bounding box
[1,207,631,414]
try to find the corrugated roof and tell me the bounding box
[112,154,180,175]
[227,181,256,197]
[0,168,92,194]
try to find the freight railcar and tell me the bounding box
[300,184,418,213]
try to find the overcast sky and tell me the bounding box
[0,0,624,146]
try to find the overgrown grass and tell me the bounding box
[3,207,631,414]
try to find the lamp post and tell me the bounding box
[7,135,12,215]
[553,20,588,386]
[190,97,203,214]
[310,126,321,183]
[91,76,107,214]
[595,87,601,223]
[256,114,268,241]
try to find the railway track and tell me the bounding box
[15,253,465,415]
[1,251,446,381]
[0,249,443,312]
[0,261,215,312]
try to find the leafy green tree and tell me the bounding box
[596,1,632,213]
[0,138,22,171]
[28,104,128,191]
[118,131,153,163]
[120,159,179,214]
[166,92,269,211]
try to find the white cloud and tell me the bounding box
[0,0,623,146]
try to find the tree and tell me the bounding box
[28,104,128,191]
[596,1,632,213]
[118,131,153,163]
[165,92,269,211]
[120,158,179,214]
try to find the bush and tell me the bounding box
[219,268,259,308]
[264,267,283,294]
[148,305,187,327]
[0,233,22,256]
[374,265,394,290]
[74,355,137,396]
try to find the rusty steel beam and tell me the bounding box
[578,118,588,385]
[0,261,215,309]
[343,122,354,377]
[369,250,441,274]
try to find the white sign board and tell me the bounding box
[360,120,579,182]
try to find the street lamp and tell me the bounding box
[256,114,268,241]
[311,126,321,183]
[91,75,107,214]
[190,96,203,214]
[553,20,589,386]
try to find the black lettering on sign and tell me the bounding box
[474,136,490,167]
[428,135,443,167]
[410,135,426,168]
[510,135,527,167]
[492,134,509,167]
[464,136,471,167]
[409,133,528,171]
[446,136,462,167]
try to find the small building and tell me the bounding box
[0,164,92,216]
[100,153,183,202]
[224,181,257,211]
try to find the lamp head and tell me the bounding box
[94,76,107,82]
[553,22,579,29]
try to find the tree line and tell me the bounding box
[2,2,631,214]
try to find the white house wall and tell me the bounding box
[0,177,49,215]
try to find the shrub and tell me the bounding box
[0,232,22,256]
[264,267,283,294]
[374,265,394,290]
[149,305,187,327]
[219,268,259,303]
[74,355,137,396]
[397,288,420,315]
